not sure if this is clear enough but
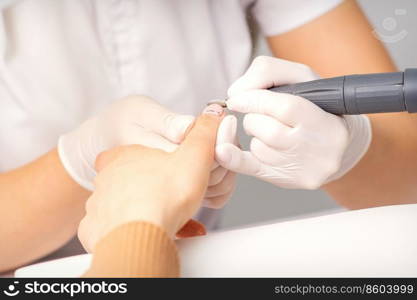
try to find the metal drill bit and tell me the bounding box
[207,99,228,108]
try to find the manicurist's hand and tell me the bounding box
[58,96,195,191]
[78,104,225,252]
[216,56,372,189]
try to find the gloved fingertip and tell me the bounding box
[216,114,237,145]
[215,144,233,165]
[224,94,247,112]
[224,114,238,128]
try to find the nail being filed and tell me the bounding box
[206,99,228,108]
[203,103,225,116]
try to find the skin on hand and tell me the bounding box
[0,149,90,272]
[78,104,225,252]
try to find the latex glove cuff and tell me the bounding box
[325,114,372,183]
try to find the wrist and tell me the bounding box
[86,221,179,277]
[104,203,180,239]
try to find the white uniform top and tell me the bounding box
[0,0,342,172]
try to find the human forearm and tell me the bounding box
[0,149,89,271]
[324,112,417,208]
[266,0,396,76]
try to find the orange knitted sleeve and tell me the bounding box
[83,222,180,277]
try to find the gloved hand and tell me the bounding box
[58,96,194,190]
[58,96,235,203]
[215,56,372,189]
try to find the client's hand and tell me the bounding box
[78,104,225,252]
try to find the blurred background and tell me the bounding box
[220,0,417,229]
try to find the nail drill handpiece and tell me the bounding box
[209,69,417,115]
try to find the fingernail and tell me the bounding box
[203,103,224,116]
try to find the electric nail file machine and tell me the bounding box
[209,69,417,115]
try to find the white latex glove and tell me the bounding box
[58,96,236,202]
[215,56,372,189]
[58,96,194,190]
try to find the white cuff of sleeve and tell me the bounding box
[326,115,372,183]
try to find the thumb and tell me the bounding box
[176,104,225,170]
[173,104,225,197]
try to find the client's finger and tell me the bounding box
[176,104,225,173]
